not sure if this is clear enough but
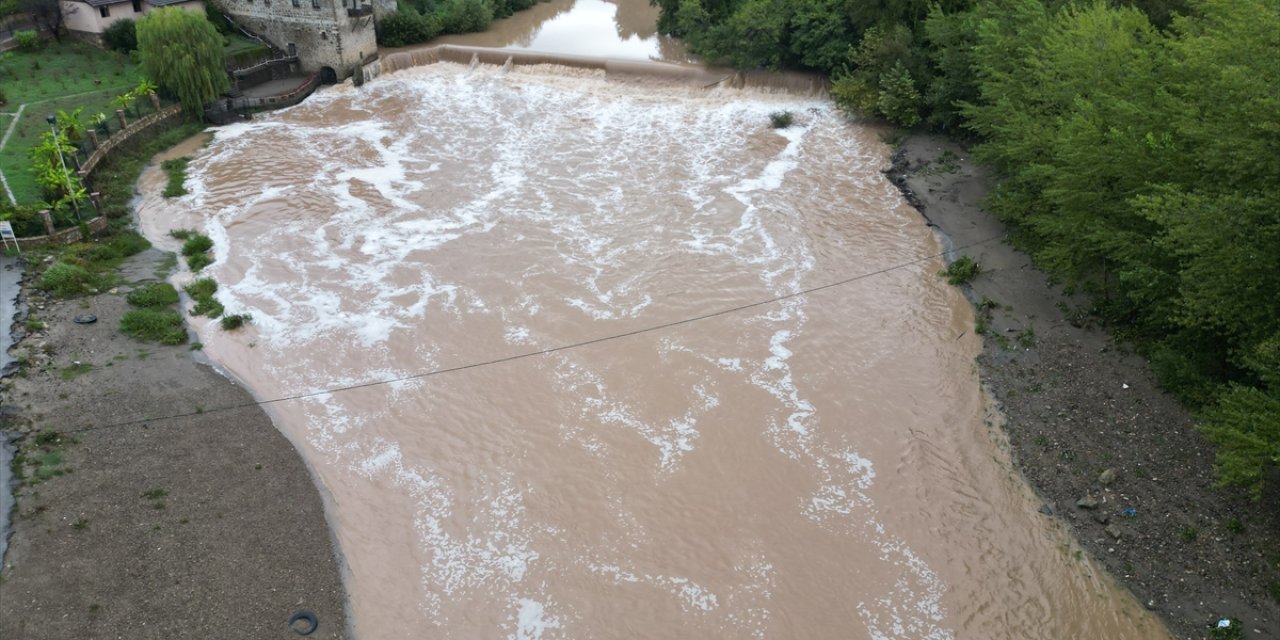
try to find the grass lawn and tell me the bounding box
[223,32,272,68]
[0,40,146,204]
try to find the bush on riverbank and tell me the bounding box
[377,0,545,47]
[126,282,179,308]
[35,232,152,297]
[161,157,191,198]
[651,0,1279,499]
[184,277,224,318]
[120,308,186,344]
[39,262,108,297]
[90,122,206,220]
[178,231,214,271]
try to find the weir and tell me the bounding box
[367,45,830,95]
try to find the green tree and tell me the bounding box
[786,0,856,70]
[102,18,137,53]
[136,8,228,118]
[830,23,927,125]
[29,129,79,202]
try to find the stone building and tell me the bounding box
[213,0,377,82]
[62,0,204,44]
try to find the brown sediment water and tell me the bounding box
[135,3,1172,638]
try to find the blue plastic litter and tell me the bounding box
[1120,508,1137,518]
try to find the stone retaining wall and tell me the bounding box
[9,214,110,249]
[8,104,183,248]
[79,104,184,177]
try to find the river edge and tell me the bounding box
[889,133,1280,639]
[0,156,351,637]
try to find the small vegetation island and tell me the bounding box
[0,0,1276,635]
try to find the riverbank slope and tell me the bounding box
[0,219,349,634]
[890,133,1280,639]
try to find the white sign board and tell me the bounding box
[0,220,19,254]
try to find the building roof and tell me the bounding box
[78,0,195,7]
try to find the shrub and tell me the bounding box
[14,30,38,51]
[184,277,223,317]
[941,255,982,286]
[183,277,217,299]
[1199,384,1280,500]
[168,228,195,240]
[60,233,148,270]
[103,19,137,54]
[161,157,190,198]
[74,242,123,264]
[126,282,179,308]
[180,233,213,257]
[875,62,922,128]
[193,297,224,318]
[39,262,104,297]
[378,9,442,47]
[439,0,492,34]
[219,313,252,330]
[186,252,213,272]
[0,204,46,236]
[107,231,151,257]
[769,111,794,129]
[120,309,186,344]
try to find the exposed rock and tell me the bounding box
[1106,524,1123,540]
[1098,468,1118,486]
[1076,495,1100,510]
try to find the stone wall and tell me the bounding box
[7,103,181,247]
[10,214,110,249]
[213,0,377,81]
[79,104,184,177]
[370,0,396,21]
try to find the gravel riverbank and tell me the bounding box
[0,247,349,635]
[889,133,1280,639]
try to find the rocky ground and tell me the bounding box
[889,133,1280,639]
[0,247,349,638]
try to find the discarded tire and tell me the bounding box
[288,610,318,636]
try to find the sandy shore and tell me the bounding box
[890,133,1280,639]
[0,185,350,635]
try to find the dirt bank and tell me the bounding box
[888,133,1280,639]
[0,249,349,633]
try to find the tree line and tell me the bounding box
[652,0,1279,499]
[377,0,547,47]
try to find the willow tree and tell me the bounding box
[136,8,228,118]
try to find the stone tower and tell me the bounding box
[214,0,377,82]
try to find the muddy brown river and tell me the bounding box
[137,1,1172,637]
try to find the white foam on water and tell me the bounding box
[551,353,713,471]
[349,439,543,618]
[510,598,562,640]
[176,63,962,636]
[589,563,719,613]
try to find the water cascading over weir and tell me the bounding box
[357,45,831,95]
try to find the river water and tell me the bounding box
[137,1,1170,637]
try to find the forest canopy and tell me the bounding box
[652,0,1280,498]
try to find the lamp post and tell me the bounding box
[46,114,81,222]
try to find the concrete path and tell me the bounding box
[0,253,22,375]
[0,104,25,205]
